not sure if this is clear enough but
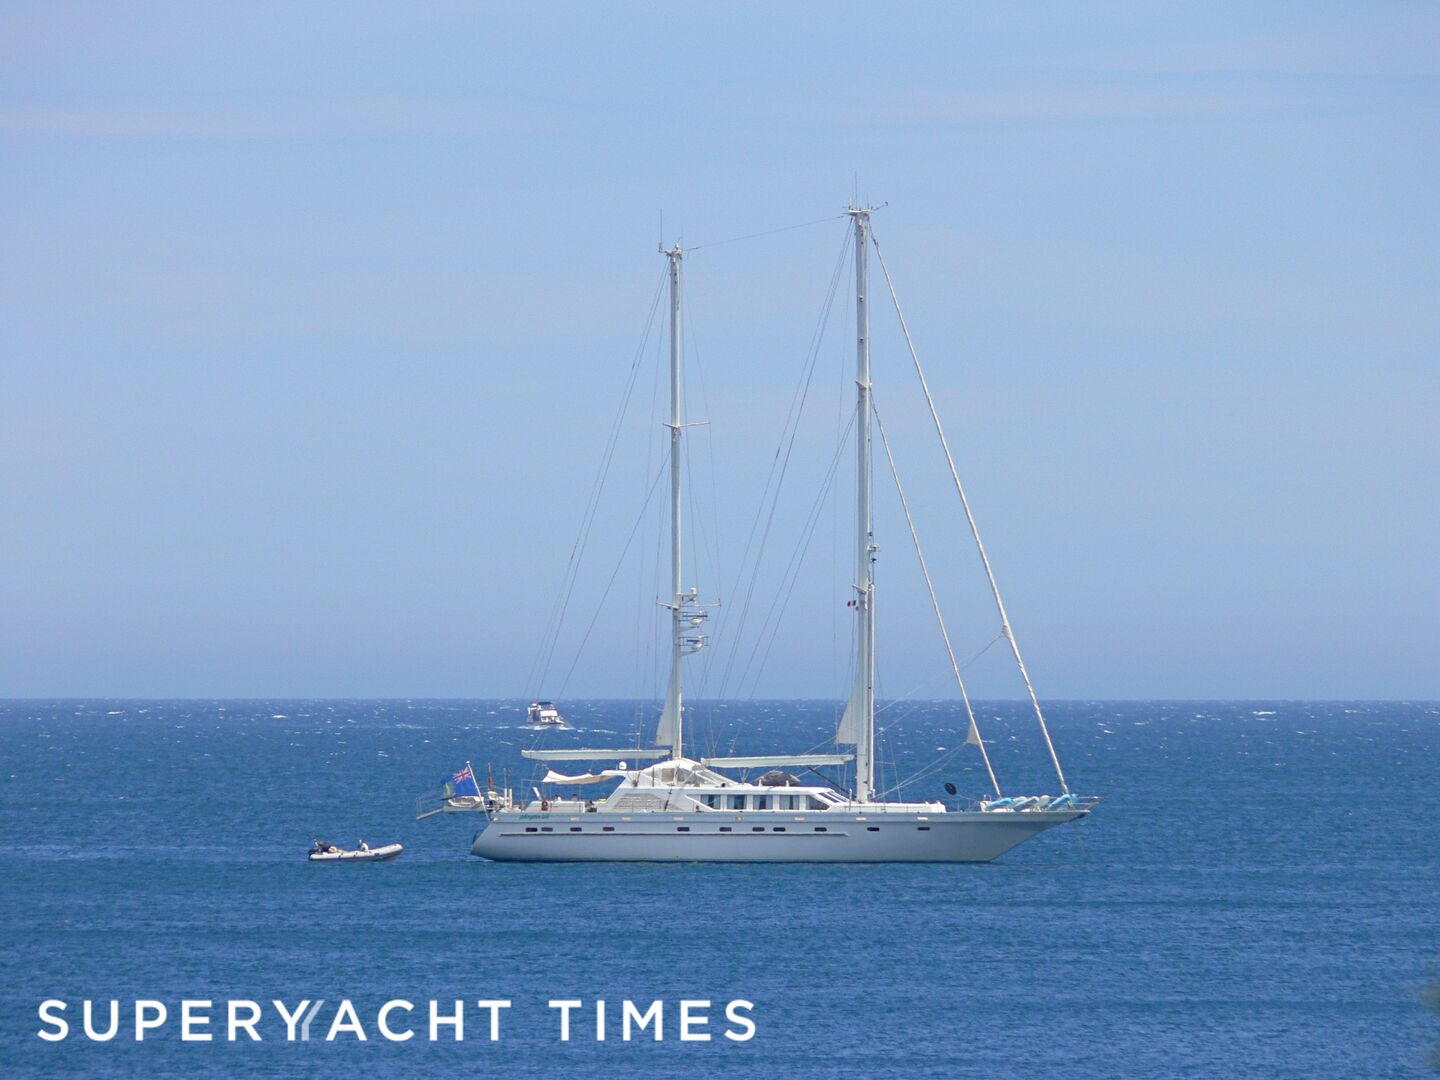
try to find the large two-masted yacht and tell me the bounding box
[425,208,1098,861]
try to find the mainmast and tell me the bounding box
[656,243,704,759]
[850,207,877,802]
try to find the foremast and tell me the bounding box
[838,207,878,802]
[655,243,706,759]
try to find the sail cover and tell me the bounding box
[541,769,622,785]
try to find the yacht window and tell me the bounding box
[719,826,732,832]
[814,826,827,832]
[677,826,690,832]
[866,826,879,832]
[729,795,745,810]
[570,827,582,832]
[773,827,786,832]
[540,827,553,832]
[751,826,765,832]
[524,827,537,833]
[917,826,931,831]
[602,826,615,832]
[756,796,769,810]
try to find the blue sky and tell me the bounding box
[3,2,1437,699]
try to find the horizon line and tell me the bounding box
[1,696,1435,705]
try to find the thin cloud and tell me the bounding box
[0,95,556,138]
[792,70,1429,127]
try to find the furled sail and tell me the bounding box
[654,668,680,748]
[836,664,865,745]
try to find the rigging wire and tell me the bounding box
[723,411,857,755]
[737,409,857,700]
[684,214,846,253]
[872,398,1001,797]
[677,270,727,710]
[869,224,1071,795]
[527,265,668,697]
[632,305,668,737]
[557,459,671,698]
[711,224,853,702]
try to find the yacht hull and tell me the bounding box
[470,809,1084,863]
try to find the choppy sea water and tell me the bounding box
[0,699,1436,1078]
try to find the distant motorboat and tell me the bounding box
[308,840,403,862]
[527,700,566,727]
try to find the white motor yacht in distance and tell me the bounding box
[423,207,1098,862]
[527,700,566,727]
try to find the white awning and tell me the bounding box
[521,748,670,761]
[700,754,853,769]
[541,769,623,785]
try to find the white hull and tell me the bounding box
[470,809,1083,863]
[309,843,404,862]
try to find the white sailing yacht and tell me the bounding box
[433,208,1098,862]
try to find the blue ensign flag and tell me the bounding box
[446,763,481,798]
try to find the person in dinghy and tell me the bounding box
[307,839,404,862]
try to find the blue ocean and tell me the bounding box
[1,699,1436,1078]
